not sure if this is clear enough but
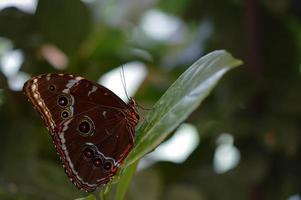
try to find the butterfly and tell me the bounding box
[23,73,139,192]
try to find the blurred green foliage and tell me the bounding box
[0,0,300,200]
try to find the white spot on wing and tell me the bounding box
[88,85,98,96]
[46,74,51,81]
[31,84,36,90]
[102,111,107,119]
[105,129,110,136]
[75,76,83,81]
[62,80,80,93]
[66,79,78,88]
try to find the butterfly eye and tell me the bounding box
[57,95,70,107]
[48,84,56,92]
[61,110,70,119]
[93,157,102,167]
[83,147,94,158]
[103,160,113,171]
[77,116,95,137]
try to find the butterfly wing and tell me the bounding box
[23,73,137,192]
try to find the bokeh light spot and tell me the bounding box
[139,123,200,170]
[0,0,37,13]
[98,61,147,102]
[140,9,182,41]
[288,194,301,200]
[213,133,240,174]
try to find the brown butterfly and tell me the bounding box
[23,73,139,192]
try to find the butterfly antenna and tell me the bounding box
[120,65,130,101]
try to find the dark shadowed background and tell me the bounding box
[0,0,300,199]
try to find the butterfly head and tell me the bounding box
[128,98,140,124]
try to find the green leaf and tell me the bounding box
[75,194,96,200]
[114,161,139,200]
[125,50,242,165]
[108,50,242,200]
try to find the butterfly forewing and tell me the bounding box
[23,73,138,192]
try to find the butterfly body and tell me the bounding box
[23,73,139,192]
